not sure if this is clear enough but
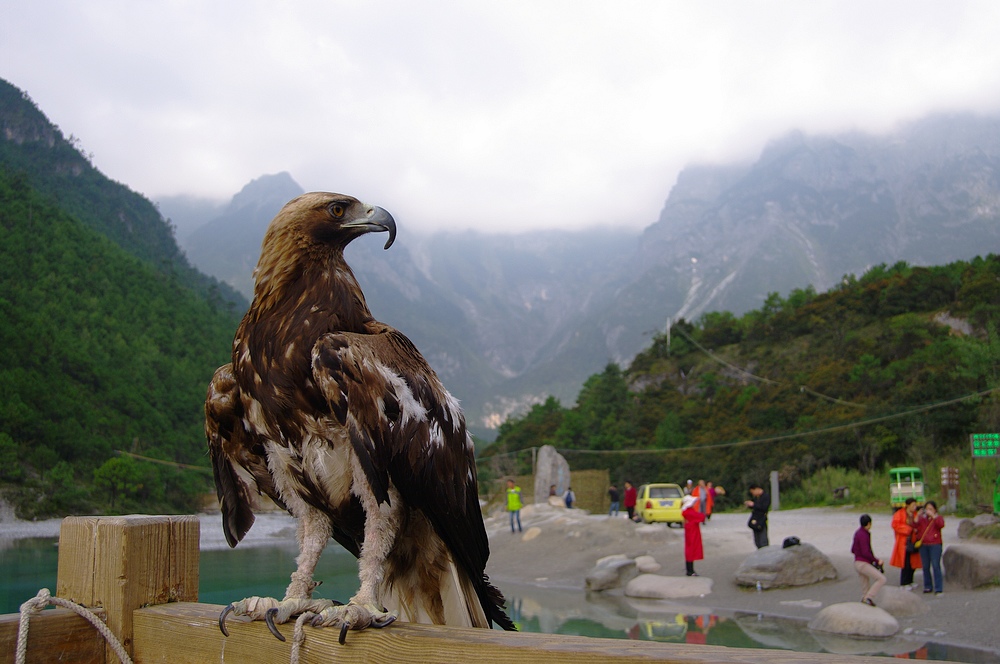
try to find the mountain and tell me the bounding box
[178,172,305,298]
[167,113,1000,439]
[172,175,637,437]
[485,254,1000,501]
[599,115,1000,367]
[0,79,243,517]
[0,79,245,311]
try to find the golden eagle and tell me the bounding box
[207,193,514,643]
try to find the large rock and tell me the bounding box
[873,586,929,617]
[634,555,661,573]
[734,542,838,589]
[533,445,571,504]
[957,514,1000,539]
[624,574,713,599]
[585,554,638,591]
[943,543,1000,588]
[808,602,899,638]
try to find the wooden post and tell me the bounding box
[56,515,200,662]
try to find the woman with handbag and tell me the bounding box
[913,500,946,595]
[890,498,921,588]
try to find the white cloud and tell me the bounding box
[4,1,1000,233]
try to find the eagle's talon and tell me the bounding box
[264,607,286,642]
[219,603,235,637]
[371,614,397,629]
[339,623,349,645]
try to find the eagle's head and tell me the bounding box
[252,192,396,303]
[264,192,396,252]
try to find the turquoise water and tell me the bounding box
[1,537,996,662]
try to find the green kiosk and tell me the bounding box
[888,466,924,509]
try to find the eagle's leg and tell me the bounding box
[309,486,400,643]
[219,509,340,640]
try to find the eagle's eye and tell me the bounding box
[329,203,347,218]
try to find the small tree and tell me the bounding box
[93,456,142,509]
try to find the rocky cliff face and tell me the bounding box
[595,114,1000,373]
[165,113,1000,437]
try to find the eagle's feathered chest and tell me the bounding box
[233,270,371,443]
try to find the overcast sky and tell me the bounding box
[4,1,1000,233]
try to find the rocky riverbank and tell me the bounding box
[484,503,1000,656]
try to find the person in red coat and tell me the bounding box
[682,494,706,576]
[623,480,638,522]
[890,498,921,588]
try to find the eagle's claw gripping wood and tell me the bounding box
[309,603,397,644]
[218,596,341,640]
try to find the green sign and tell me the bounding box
[971,433,1000,458]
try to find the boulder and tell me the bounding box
[872,586,929,617]
[624,574,713,599]
[972,513,1000,527]
[634,555,662,573]
[943,543,1000,588]
[585,555,638,591]
[959,514,1000,539]
[808,602,899,638]
[533,445,571,504]
[734,542,838,589]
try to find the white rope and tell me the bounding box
[16,588,133,664]
[290,611,318,664]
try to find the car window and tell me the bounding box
[648,486,681,499]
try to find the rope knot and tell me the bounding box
[18,588,52,615]
[16,587,133,664]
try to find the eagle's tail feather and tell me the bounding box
[211,450,256,548]
[482,575,517,631]
[380,560,488,628]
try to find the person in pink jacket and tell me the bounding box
[682,495,706,576]
[913,500,946,594]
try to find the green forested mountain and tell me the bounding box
[484,259,1000,501]
[0,81,243,518]
[0,79,245,310]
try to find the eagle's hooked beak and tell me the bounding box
[345,205,397,250]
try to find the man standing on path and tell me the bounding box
[745,483,770,548]
[608,484,620,517]
[506,479,523,533]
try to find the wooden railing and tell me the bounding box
[2,515,894,663]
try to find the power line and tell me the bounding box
[115,450,213,474]
[670,324,865,407]
[477,386,1000,461]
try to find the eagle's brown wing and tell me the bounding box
[206,363,368,558]
[311,325,514,630]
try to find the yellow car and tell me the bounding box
[637,483,684,527]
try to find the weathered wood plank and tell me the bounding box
[56,515,200,662]
[168,516,200,602]
[0,608,106,664]
[133,602,894,664]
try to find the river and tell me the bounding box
[0,516,995,662]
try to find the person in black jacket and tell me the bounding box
[745,484,771,548]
